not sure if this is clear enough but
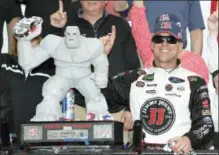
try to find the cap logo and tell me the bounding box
[160,22,172,29]
[159,14,170,21]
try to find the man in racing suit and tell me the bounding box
[105,13,214,154]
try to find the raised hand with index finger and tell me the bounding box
[50,0,67,28]
[99,25,116,55]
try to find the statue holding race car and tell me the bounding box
[13,16,113,121]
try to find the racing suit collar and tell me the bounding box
[152,59,181,73]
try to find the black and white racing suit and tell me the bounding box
[104,65,214,149]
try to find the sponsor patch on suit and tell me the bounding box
[142,74,154,81]
[165,84,173,91]
[147,84,157,87]
[146,90,156,94]
[140,97,175,135]
[136,81,145,87]
[168,77,185,83]
[177,86,185,92]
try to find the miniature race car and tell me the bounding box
[13,16,43,39]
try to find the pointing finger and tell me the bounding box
[59,0,64,13]
[111,25,116,39]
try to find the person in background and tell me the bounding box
[130,0,209,85]
[50,0,140,144]
[206,10,218,149]
[114,0,205,55]
[0,0,22,133]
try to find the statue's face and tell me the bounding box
[64,26,81,48]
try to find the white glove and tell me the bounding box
[92,73,108,88]
[13,16,43,41]
[31,101,62,122]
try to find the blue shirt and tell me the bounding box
[127,0,205,48]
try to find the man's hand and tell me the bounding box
[169,136,192,154]
[99,25,116,55]
[208,11,218,37]
[214,74,219,93]
[50,0,67,28]
[121,111,133,130]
